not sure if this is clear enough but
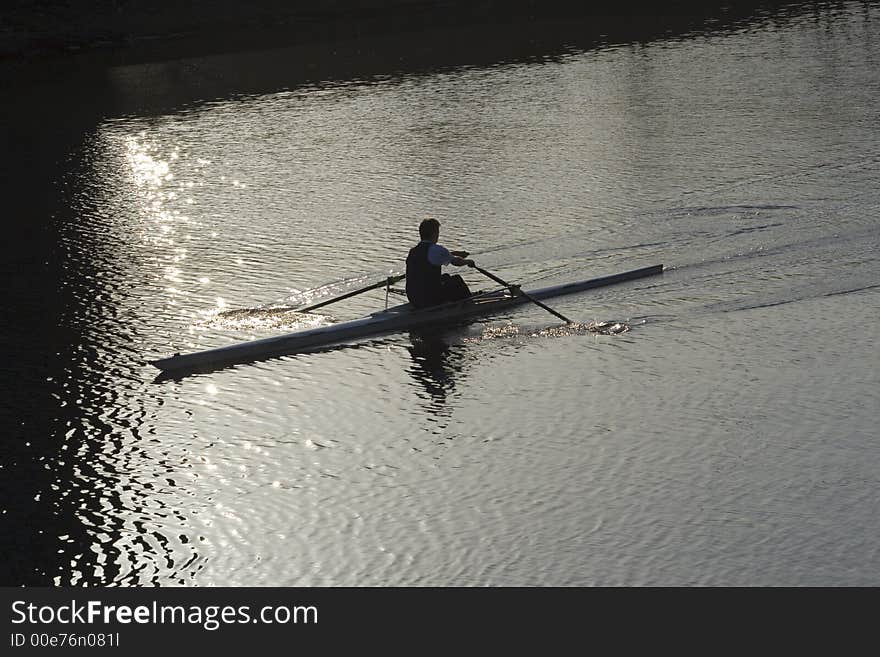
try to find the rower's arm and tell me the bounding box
[450,249,473,266]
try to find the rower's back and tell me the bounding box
[405,241,441,308]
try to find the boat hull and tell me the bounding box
[151,264,663,374]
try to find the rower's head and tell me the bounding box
[419,218,440,243]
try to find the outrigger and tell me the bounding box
[150,263,663,374]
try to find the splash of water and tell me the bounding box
[197,307,331,332]
[465,320,635,343]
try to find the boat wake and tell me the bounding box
[586,321,631,335]
[197,307,331,332]
[466,319,638,343]
[540,320,633,336]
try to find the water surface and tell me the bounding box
[3,2,879,585]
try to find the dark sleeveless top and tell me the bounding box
[405,241,441,307]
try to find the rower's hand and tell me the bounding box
[464,259,475,267]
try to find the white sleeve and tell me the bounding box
[427,244,453,266]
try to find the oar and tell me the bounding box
[295,274,405,313]
[472,265,573,324]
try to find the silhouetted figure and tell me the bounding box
[405,218,475,308]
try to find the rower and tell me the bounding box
[405,218,475,308]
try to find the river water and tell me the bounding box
[3,2,879,586]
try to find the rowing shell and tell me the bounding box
[150,264,663,374]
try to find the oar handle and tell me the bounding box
[473,266,573,324]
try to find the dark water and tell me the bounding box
[3,2,879,585]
